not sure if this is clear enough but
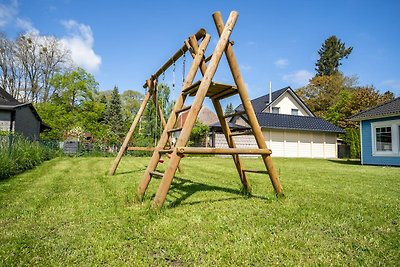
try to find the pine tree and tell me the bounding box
[315,36,353,76]
[105,86,123,142]
[224,103,234,115]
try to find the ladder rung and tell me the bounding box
[168,127,183,133]
[150,171,164,177]
[229,130,253,136]
[182,81,201,94]
[210,89,238,100]
[243,169,269,174]
[158,149,174,154]
[223,110,247,119]
[175,105,192,114]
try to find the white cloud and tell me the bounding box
[0,0,18,28]
[60,20,101,72]
[274,58,289,68]
[282,70,313,86]
[16,18,39,35]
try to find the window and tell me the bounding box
[376,127,392,151]
[272,107,280,114]
[371,120,400,156]
[291,108,299,115]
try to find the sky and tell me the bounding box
[1,0,400,109]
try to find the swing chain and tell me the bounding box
[172,60,176,91]
[182,52,186,84]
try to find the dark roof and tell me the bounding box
[0,88,20,106]
[349,97,400,121]
[0,88,50,131]
[209,121,251,131]
[255,113,345,134]
[235,87,289,112]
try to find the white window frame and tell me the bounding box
[272,107,280,114]
[371,119,400,157]
[291,108,299,115]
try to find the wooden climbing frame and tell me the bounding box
[114,11,284,209]
[107,29,206,176]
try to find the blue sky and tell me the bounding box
[1,0,399,108]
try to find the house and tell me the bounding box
[213,86,345,158]
[0,89,49,140]
[349,97,400,166]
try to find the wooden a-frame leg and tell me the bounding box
[213,11,283,195]
[136,34,211,202]
[152,11,239,209]
[108,89,152,175]
[212,99,251,192]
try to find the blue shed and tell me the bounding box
[350,97,400,166]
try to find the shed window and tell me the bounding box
[371,120,400,156]
[376,127,392,151]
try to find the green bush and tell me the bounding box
[0,133,60,180]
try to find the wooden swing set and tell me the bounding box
[109,11,284,209]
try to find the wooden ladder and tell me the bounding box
[136,11,284,209]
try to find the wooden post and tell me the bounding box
[136,34,211,201]
[212,99,251,191]
[152,11,239,208]
[212,11,284,195]
[108,84,152,175]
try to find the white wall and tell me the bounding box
[264,91,310,116]
[214,129,338,158]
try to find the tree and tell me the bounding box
[315,36,353,76]
[50,68,98,109]
[0,32,70,102]
[105,86,124,145]
[36,68,104,141]
[224,103,234,115]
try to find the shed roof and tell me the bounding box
[349,97,400,121]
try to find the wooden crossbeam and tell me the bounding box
[176,147,272,155]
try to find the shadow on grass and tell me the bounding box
[166,176,270,208]
[328,159,361,166]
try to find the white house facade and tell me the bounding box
[212,87,344,159]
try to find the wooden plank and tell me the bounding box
[158,149,174,154]
[175,105,192,114]
[143,28,206,88]
[243,169,269,174]
[150,171,164,177]
[108,88,152,176]
[152,11,239,209]
[212,98,251,191]
[127,147,156,151]
[176,147,271,155]
[136,34,211,202]
[168,127,183,133]
[213,11,284,196]
[229,130,253,136]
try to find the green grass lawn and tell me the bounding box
[0,156,399,266]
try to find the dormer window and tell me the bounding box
[272,107,280,114]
